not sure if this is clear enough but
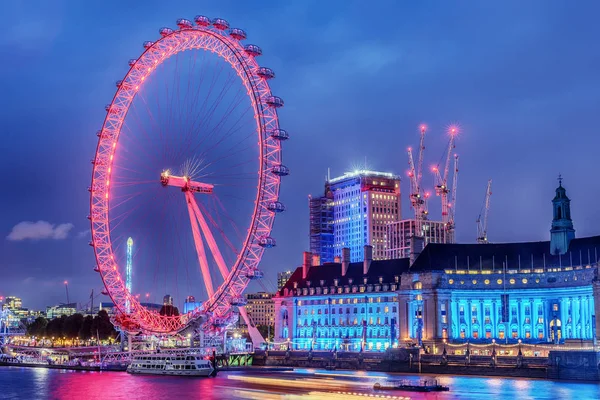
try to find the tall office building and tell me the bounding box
[310,170,401,262]
[309,192,334,263]
[277,271,293,290]
[386,219,451,260]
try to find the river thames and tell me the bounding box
[0,367,599,400]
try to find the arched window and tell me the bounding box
[413,281,422,290]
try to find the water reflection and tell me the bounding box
[0,367,598,400]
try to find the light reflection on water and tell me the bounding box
[0,367,598,400]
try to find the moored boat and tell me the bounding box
[127,353,214,377]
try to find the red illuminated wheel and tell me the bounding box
[89,16,288,334]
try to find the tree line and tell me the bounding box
[26,310,118,341]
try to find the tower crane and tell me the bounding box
[476,179,492,244]
[407,126,428,234]
[447,154,459,240]
[433,127,457,227]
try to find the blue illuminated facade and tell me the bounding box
[277,181,600,350]
[309,170,401,263]
[274,250,408,351]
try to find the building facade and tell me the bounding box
[277,271,293,291]
[309,193,334,263]
[274,247,408,351]
[309,170,401,263]
[46,303,77,319]
[245,292,275,328]
[386,219,451,260]
[277,181,600,350]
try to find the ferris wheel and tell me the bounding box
[89,16,288,334]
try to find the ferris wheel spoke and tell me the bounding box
[198,200,239,256]
[182,73,242,158]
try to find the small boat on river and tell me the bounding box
[374,379,449,392]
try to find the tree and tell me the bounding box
[27,317,48,337]
[63,314,84,339]
[79,315,94,340]
[45,315,66,339]
[91,310,116,340]
[256,325,274,341]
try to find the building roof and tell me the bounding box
[278,258,410,296]
[410,235,600,272]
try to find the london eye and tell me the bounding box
[89,16,288,335]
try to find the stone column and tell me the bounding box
[542,299,548,341]
[445,298,452,340]
[467,300,472,338]
[517,299,523,339]
[594,281,600,342]
[451,300,459,339]
[570,297,576,339]
[492,300,498,337]
[398,294,410,342]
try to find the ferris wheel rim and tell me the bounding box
[89,20,283,334]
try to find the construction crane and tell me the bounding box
[447,154,459,241]
[407,126,428,234]
[433,127,457,226]
[476,179,492,244]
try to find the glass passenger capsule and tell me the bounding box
[267,201,286,213]
[244,44,262,57]
[230,297,248,306]
[176,18,193,29]
[269,129,289,140]
[229,28,247,40]
[212,18,230,30]
[159,27,174,37]
[271,164,290,176]
[194,15,211,26]
[265,96,284,108]
[246,269,264,280]
[258,236,277,248]
[257,67,275,79]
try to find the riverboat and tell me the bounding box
[127,354,214,377]
[374,379,449,392]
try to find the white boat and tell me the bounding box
[127,353,214,377]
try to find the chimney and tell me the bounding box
[341,247,350,276]
[312,253,321,267]
[410,236,425,266]
[302,251,312,279]
[334,256,341,263]
[363,245,373,275]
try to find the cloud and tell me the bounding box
[6,221,74,241]
[77,229,89,239]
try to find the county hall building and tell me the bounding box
[274,181,600,350]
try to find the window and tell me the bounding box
[497,279,503,285]
[499,330,505,339]
[553,303,559,312]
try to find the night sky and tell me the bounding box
[2,1,600,310]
